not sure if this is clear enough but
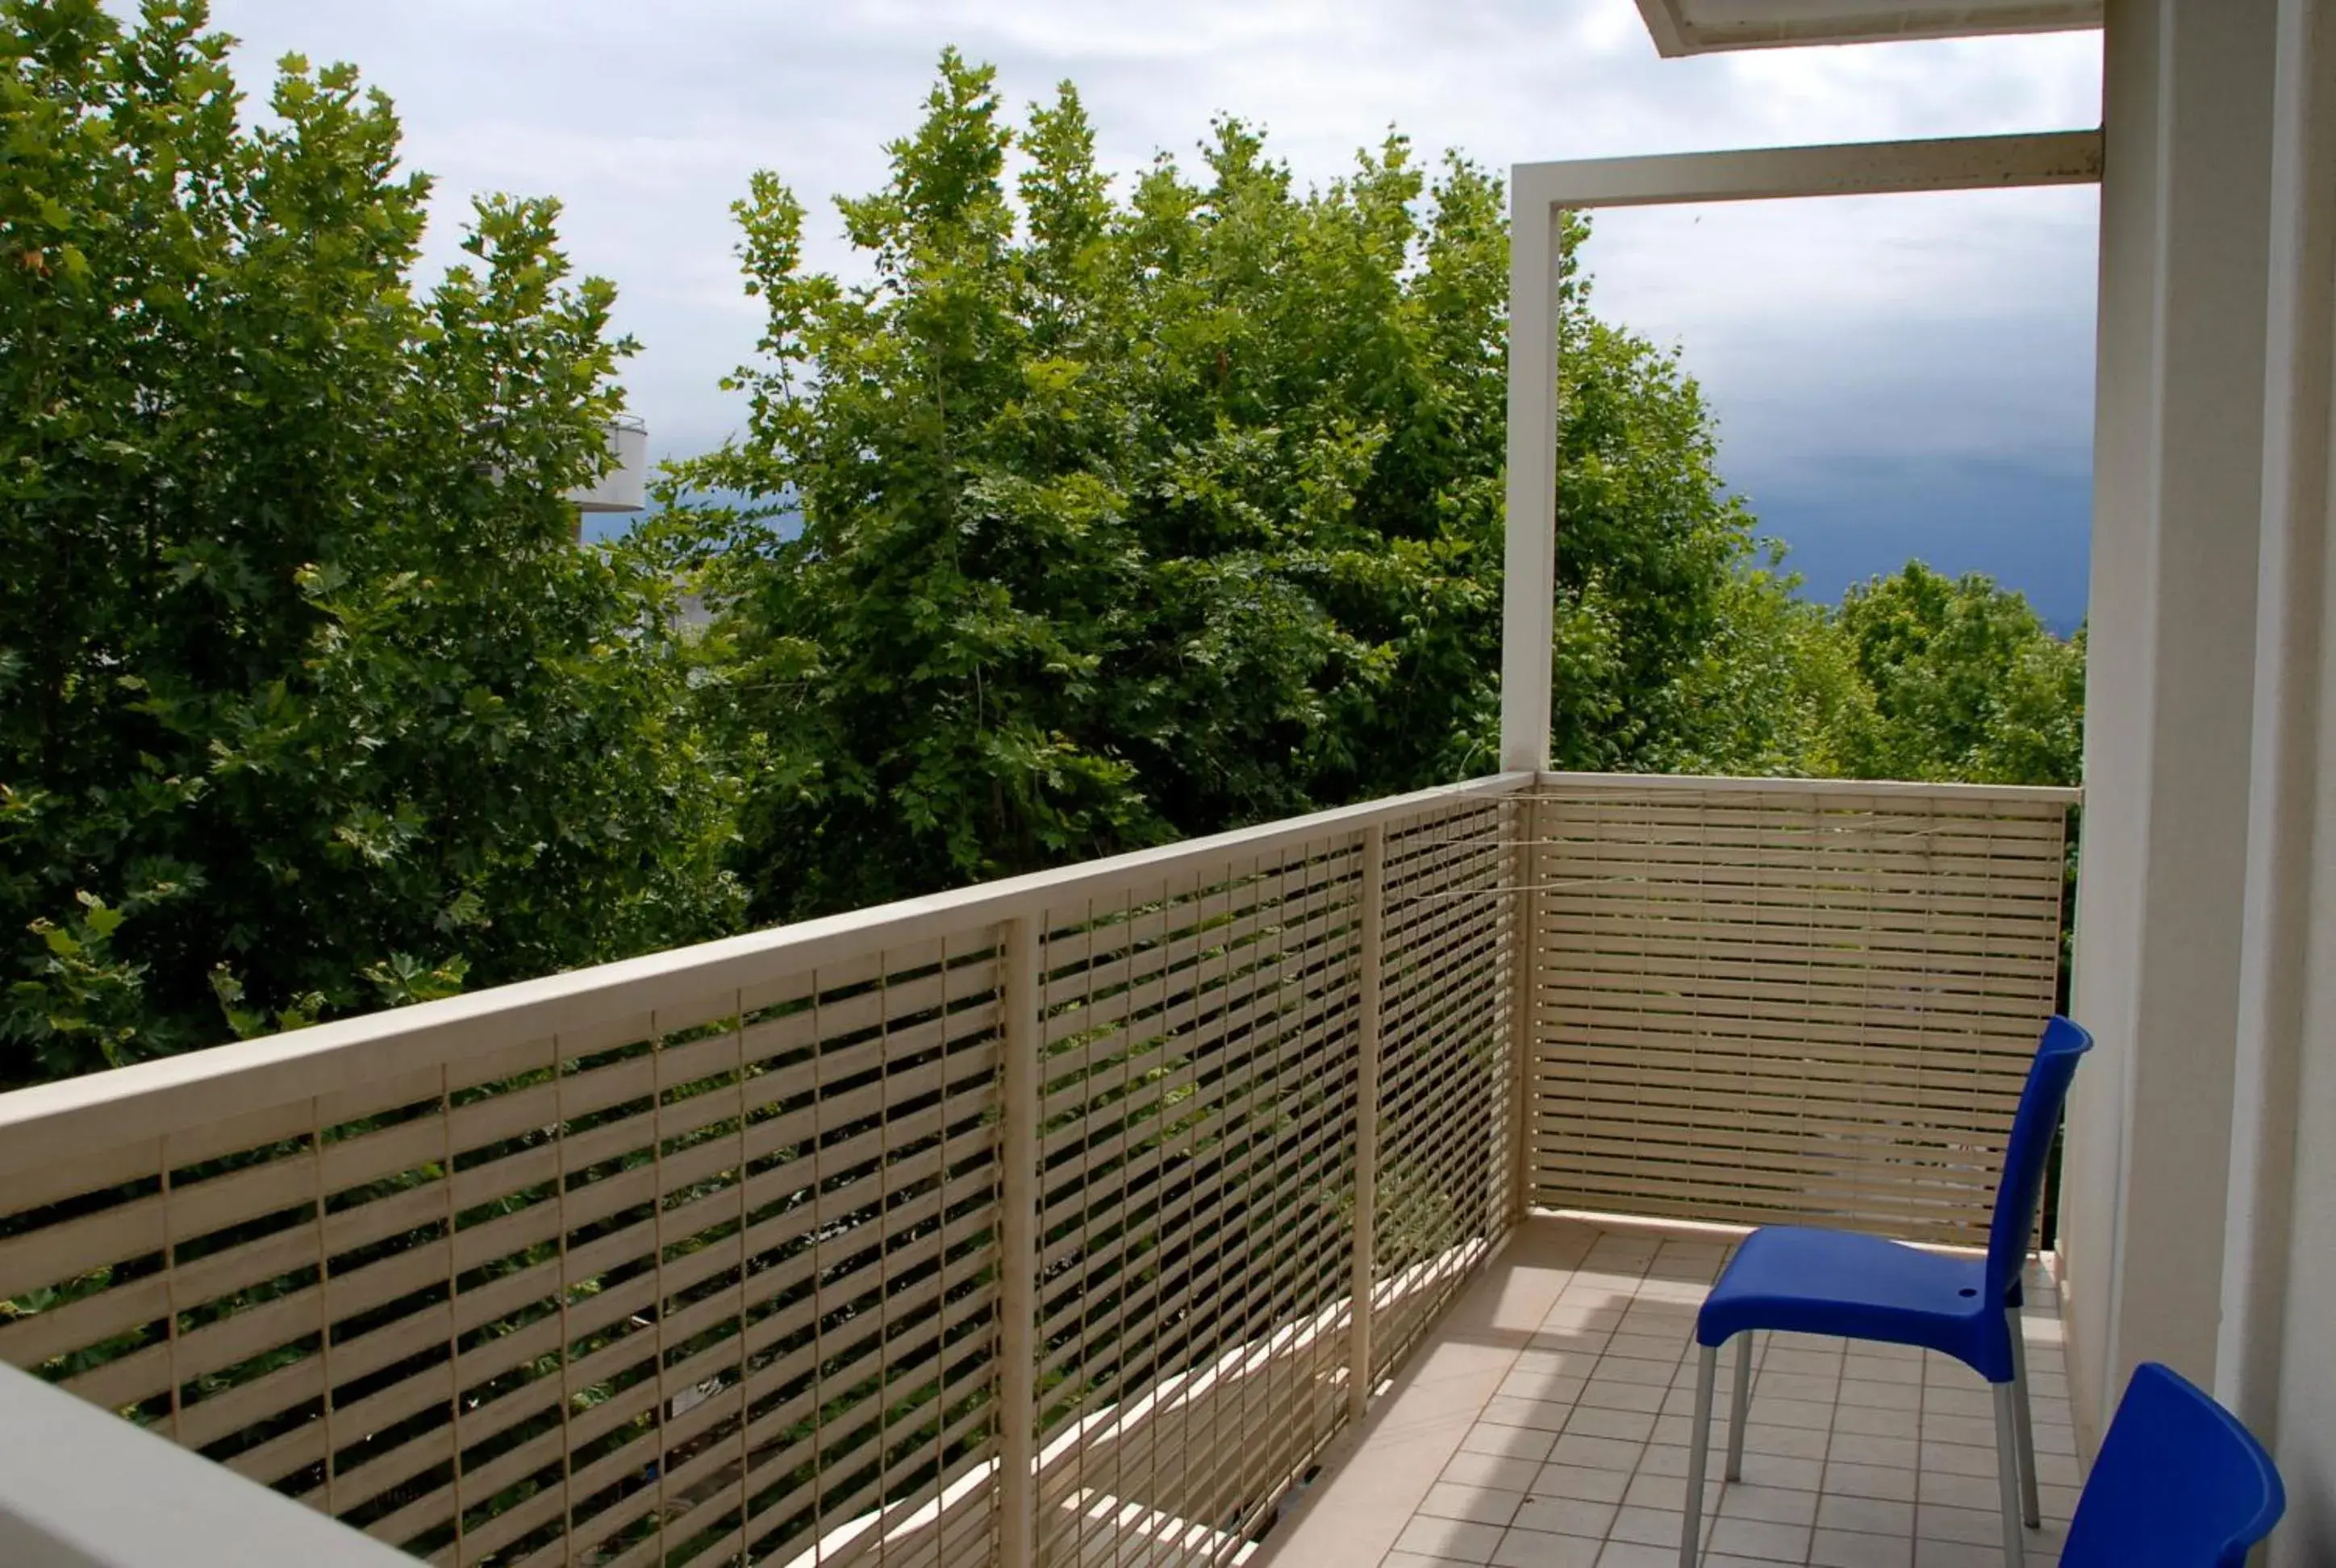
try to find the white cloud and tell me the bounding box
[1586,183,2099,478]
[194,0,2102,531]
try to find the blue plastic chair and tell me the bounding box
[1679,1015,2093,1568]
[2061,1362,2284,1566]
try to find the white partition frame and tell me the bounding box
[1498,128,2105,774]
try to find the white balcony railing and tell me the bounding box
[0,770,2073,1567]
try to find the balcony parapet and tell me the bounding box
[0,770,2074,1566]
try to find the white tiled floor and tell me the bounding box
[1264,1216,2079,1568]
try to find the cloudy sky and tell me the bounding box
[198,0,2104,627]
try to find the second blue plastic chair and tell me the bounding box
[1679,1015,2094,1568]
[2061,1361,2284,1566]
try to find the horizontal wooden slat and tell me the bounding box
[1525,781,2071,1248]
[1025,803,1505,1567]
[0,903,1019,1562]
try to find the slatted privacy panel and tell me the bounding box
[1027,832,1370,1568]
[0,772,1537,1568]
[0,933,1011,1568]
[1525,776,2077,1247]
[1366,795,1520,1382]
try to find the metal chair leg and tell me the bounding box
[1725,1332,1752,1482]
[1682,1344,1717,1568]
[1993,1379,2028,1568]
[2008,1306,2041,1527]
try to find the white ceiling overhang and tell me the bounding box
[1633,0,2103,56]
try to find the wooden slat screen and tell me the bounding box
[0,766,2079,1561]
[1029,834,1365,1567]
[1523,775,2078,1246]
[1021,794,1521,1568]
[0,938,1011,1568]
[0,775,1529,1567]
[1367,798,1517,1382]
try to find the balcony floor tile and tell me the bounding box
[1261,1216,2080,1568]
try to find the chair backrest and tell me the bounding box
[2063,1362,2285,1566]
[1984,1014,2093,1308]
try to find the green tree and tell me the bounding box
[1545,319,1780,774]
[1650,556,1875,778]
[1,0,742,1084]
[655,50,1792,921]
[1820,562,2085,786]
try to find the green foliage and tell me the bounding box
[1822,562,2086,786]
[1,20,2086,1085]
[0,0,743,1083]
[653,51,1794,921]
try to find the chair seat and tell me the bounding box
[1696,1226,2014,1381]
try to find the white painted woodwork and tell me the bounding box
[1501,186,1558,774]
[2219,2,2336,1561]
[1633,0,2102,56]
[1512,131,2100,214]
[2060,0,2281,1452]
[2217,0,2336,1452]
[1500,128,2100,780]
[0,1361,412,1566]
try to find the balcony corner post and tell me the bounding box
[1501,170,1560,775]
[1349,825,1388,1424]
[999,915,1041,1568]
[1506,791,1540,1228]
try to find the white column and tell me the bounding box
[2054,6,2160,1437]
[2217,0,2335,1445]
[2264,500,2336,1561]
[2061,0,2280,1446]
[2226,2,2336,1559]
[1502,174,1560,774]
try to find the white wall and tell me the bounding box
[2221,0,2334,1466]
[2063,0,2280,1447]
[2271,794,2336,1553]
[2271,718,2336,1547]
[2077,1,2336,1553]
[2057,0,2159,1449]
[2234,3,2336,1557]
